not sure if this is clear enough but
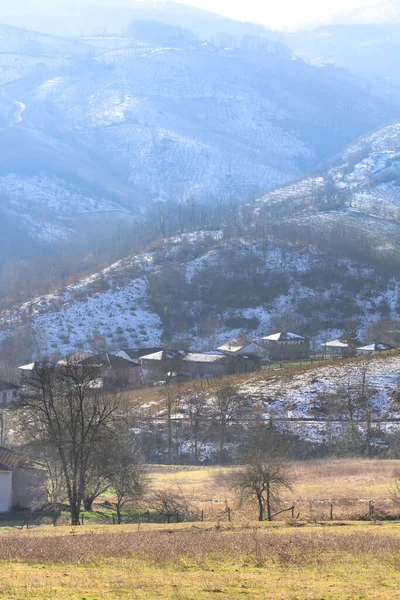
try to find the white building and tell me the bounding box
[217,337,269,360]
[262,332,310,361]
[0,381,19,406]
[0,447,47,512]
[322,339,353,357]
[356,343,394,356]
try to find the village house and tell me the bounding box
[322,338,354,357]
[139,350,186,385]
[18,362,39,385]
[356,342,394,356]
[217,336,269,362]
[262,332,310,361]
[75,352,143,388]
[20,353,142,389]
[180,352,260,381]
[0,381,19,406]
[0,447,47,513]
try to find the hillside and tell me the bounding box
[0,21,399,263]
[133,351,400,448]
[281,24,400,89]
[257,121,400,221]
[0,120,399,361]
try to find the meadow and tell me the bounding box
[0,459,400,598]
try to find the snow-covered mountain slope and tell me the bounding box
[257,121,400,222]
[0,21,399,262]
[2,120,400,358]
[1,220,399,359]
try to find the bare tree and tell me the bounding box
[332,360,376,456]
[82,443,111,512]
[187,386,209,464]
[18,358,125,524]
[227,427,292,521]
[159,385,181,464]
[209,380,241,461]
[151,487,196,522]
[106,433,146,524]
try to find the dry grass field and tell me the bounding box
[1,521,400,599]
[148,458,400,521]
[1,458,400,599]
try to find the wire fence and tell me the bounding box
[17,498,400,529]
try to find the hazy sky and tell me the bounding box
[0,0,394,34]
[171,0,381,28]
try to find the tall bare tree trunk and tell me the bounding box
[257,493,264,522]
[266,483,272,522]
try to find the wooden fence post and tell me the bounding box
[228,507,231,522]
[201,510,204,522]
[330,504,333,521]
[81,513,84,526]
[369,501,374,519]
[291,506,295,519]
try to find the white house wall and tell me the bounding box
[12,468,47,510]
[0,472,12,512]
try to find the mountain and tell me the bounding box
[0,21,399,264]
[258,121,400,222]
[281,24,400,88]
[0,0,271,38]
[2,121,400,361]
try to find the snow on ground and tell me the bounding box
[235,354,400,442]
[0,174,126,215]
[32,277,162,356]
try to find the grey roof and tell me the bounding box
[120,348,164,360]
[81,353,139,369]
[322,339,350,348]
[357,343,394,352]
[262,332,307,342]
[0,447,22,471]
[217,338,267,353]
[140,350,186,361]
[183,353,228,363]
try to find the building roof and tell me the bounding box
[322,339,350,348]
[99,353,139,369]
[119,348,164,360]
[0,381,19,392]
[58,352,138,369]
[0,447,23,471]
[357,343,394,352]
[182,353,228,363]
[217,338,267,353]
[262,332,307,342]
[57,352,93,366]
[140,350,186,361]
[82,353,139,369]
[18,363,36,371]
